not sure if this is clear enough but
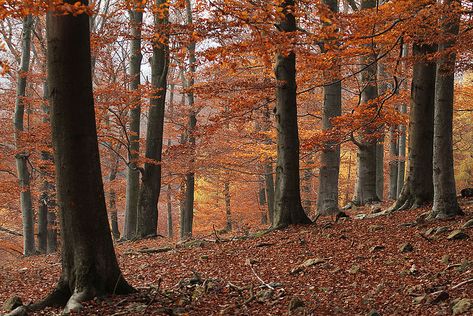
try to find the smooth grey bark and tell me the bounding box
[390,44,436,211]
[108,149,121,240]
[317,0,341,215]
[303,165,313,214]
[180,0,197,239]
[123,8,143,240]
[388,125,398,200]
[136,0,169,238]
[36,4,134,311]
[396,103,406,198]
[38,76,51,254]
[430,0,462,219]
[352,0,380,205]
[13,15,35,256]
[273,0,311,228]
[224,181,232,231]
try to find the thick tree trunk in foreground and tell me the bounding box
[353,0,380,206]
[123,8,143,240]
[136,1,169,238]
[273,0,311,228]
[390,44,436,211]
[430,0,462,219]
[14,15,35,256]
[20,4,135,313]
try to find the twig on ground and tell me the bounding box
[451,278,473,290]
[248,263,274,290]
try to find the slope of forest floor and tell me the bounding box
[1,199,473,316]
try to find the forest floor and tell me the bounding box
[1,199,473,316]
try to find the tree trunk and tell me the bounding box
[388,125,398,200]
[38,4,134,312]
[167,181,173,238]
[224,181,232,231]
[273,0,311,228]
[390,43,436,211]
[13,15,35,256]
[316,0,341,216]
[264,162,275,224]
[353,0,380,206]
[396,103,406,198]
[123,8,143,240]
[430,0,462,219]
[258,176,268,224]
[136,0,169,238]
[108,150,121,240]
[180,0,197,239]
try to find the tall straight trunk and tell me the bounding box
[353,0,380,205]
[273,0,311,228]
[108,149,121,240]
[123,8,143,240]
[47,206,57,253]
[302,164,313,214]
[430,0,462,219]
[258,176,268,224]
[390,44,436,211]
[37,4,134,312]
[38,76,51,253]
[344,151,353,205]
[317,0,341,215]
[388,125,398,199]
[377,61,390,200]
[14,15,35,256]
[180,0,197,239]
[224,181,232,231]
[136,1,169,238]
[167,181,173,238]
[264,163,275,224]
[396,103,406,197]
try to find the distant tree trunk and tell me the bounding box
[302,164,313,214]
[136,0,169,238]
[388,125,398,200]
[344,151,353,205]
[38,76,51,254]
[123,8,143,240]
[13,15,35,256]
[224,181,232,231]
[264,163,275,224]
[396,103,407,198]
[430,0,462,219]
[33,4,135,312]
[390,44,436,211]
[258,176,268,224]
[352,0,380,206]
[167,181,173,238]
[108,149,121,240]
[180,0,197,239]
[273,0,311,228]
[47,206,57,254]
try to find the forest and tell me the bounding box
[0,0,472,315]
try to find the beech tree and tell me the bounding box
[7,2,135,313]
[123,4,143,240]
[13,15,35,256]
[316,0,342,216]
[136,0,170,238]
[272,0,312,228]
[430,0,462,219]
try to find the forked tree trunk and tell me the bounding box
[14,15,35,256]
[26,4,135,313]
[390,43,436,211]
[136,0,169,238]
[430,0,462,219]
[273,0,311,228]
[123,8,143,240]
[353,0,380,206]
